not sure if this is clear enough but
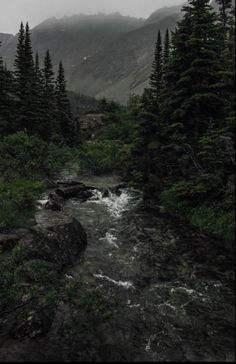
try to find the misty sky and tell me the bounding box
[0,0,183,34]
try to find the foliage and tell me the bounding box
[78,140,130,174]
[0,23,76,143]
[128,0,235,247]
[0,132,75,229]
[0,178,44,229]
[160,180,235,248]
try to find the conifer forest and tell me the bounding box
[0,0,235,362]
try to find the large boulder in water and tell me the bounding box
[19,217,87,270]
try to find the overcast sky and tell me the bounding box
[0,0,183,34]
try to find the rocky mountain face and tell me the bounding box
[0,6,183,102]
[0,33,14,45]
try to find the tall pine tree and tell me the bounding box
[164,29,171,65]
[55,61,74,144]
[23,22,37,132]
[42,50,56,141]
[0,43,15,134]
[14,22,25,130]
[216,0,233,28]
[150,30,163,103]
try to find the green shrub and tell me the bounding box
[78,140,129,174]
[0,131,75,179]
[0,178,45,229]
[0,132,77,229]
[160,180,235,248]
[0,132,47,179]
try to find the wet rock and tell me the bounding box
[56,183,95,200]
[46,193,64,211]
[79,113,106,139]
[0,233,20,253]
[19,217,87,270]
[102,188,110,198]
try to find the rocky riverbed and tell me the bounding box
[0,174,235,362]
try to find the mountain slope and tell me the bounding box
[69,12,181,102]
[0,33,14,45]
[0,13,144,71]
[0,6,183,102]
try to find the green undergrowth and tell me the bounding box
[160,180,235,250]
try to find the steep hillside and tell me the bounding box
[145,4,183,25]
[69,12,181,102]
[0,6,183,102]
[0,13,144,71]
[0,33,14,45]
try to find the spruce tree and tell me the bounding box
[14,22,25,129]
[0,43,16,134]
[23,22,36,132]
[55,61,74,144]
[164,29,170,65]
[42,50,56,140]
[165,0,223,140]
[30,52,46,136]
[0,44,9,134]
[216,0,233,28]
[149,30,163,102]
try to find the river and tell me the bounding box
[33,173,235,362]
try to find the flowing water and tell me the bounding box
[35,174,235,362]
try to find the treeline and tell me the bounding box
[130,0,235,244]
[0,22,74,144]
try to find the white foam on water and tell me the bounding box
[89,188,140,219]
[145,335,156,353]
[37,198,49,210]
[99,232,119,248]
[171,287,203,297]
[94,274,134,290]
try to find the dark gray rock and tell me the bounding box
[46,193,65,211]
[19,217,87,270]
[0,233,20,253]
[56,183,95,200]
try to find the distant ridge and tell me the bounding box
[0,4,188,102]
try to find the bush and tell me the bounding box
[0,178,45,229]
[78,140,130,174]
[0,132,75,179]
[160,180,235,248]
[0,132,77,229]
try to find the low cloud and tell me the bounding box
[1,0,183,34]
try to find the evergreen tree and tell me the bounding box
[30,52,46,136]
[149,30,163,102]
[163,0,223,144]
[0,43,15,135]
[14,22,25,130]
[216,0,233,28]
[163,29,170,65]
[42,50,56,140]
[217,2,235,119]
[135,0,235,242]
[55,61,74,144]
[23,22,37,132]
